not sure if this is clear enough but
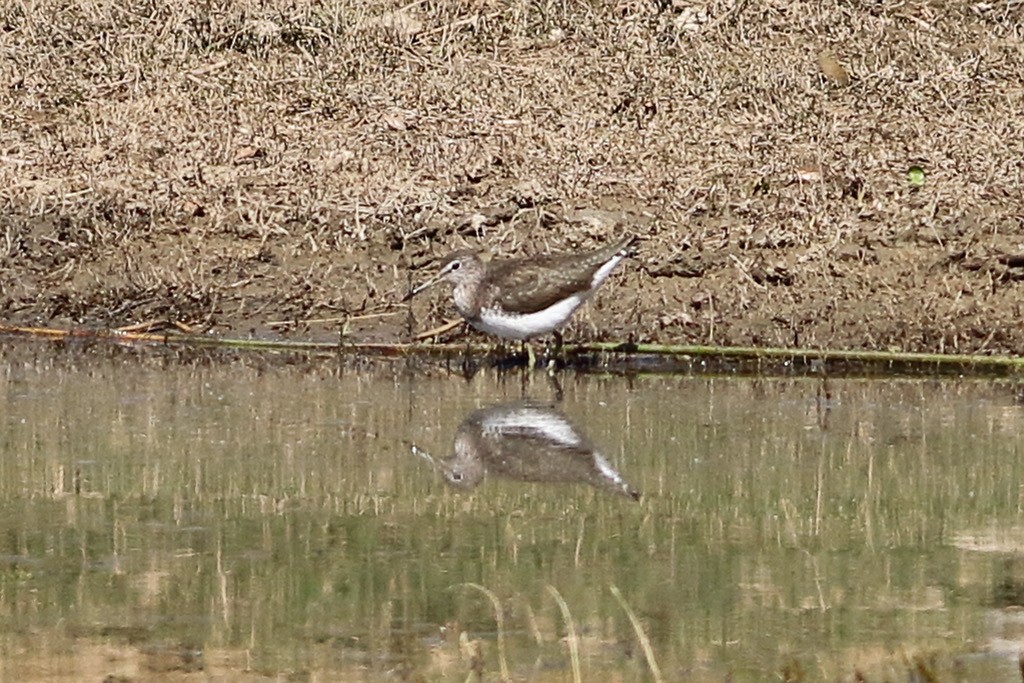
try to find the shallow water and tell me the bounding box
[1,342,1024,682]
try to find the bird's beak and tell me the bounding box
[406,441,436,464]
[401,273,443,302]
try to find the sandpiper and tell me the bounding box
[401,235,636,344]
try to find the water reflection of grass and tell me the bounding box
[2,353,1024,680]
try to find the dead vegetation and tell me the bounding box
[1,0,1023,351]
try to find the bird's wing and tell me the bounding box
[487,236,636,314]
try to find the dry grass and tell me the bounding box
[1,0,1023,351]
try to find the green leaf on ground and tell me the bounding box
[907,166,925,187]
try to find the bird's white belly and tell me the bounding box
[481,406,582,446]
[472,294,586,340]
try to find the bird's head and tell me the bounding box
[401,250,485,302]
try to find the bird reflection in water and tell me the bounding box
[410,401,640,500]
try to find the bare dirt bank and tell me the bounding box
[1,0,1022,355]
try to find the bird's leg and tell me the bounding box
[553,330,566,370]
[515,340,530,368]
[525,341,537,371]
[546,369,564,401]
[459,325,481,379]
[493,339,508,364]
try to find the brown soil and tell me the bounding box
[2,0,1023,354]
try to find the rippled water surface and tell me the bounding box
[2,342,1024,682]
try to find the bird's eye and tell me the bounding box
[450,261,461,271]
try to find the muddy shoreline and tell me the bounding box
[3,204,1023,358]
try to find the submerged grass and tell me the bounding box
[547,585,582,683]
[610,584,664,683]
[459,583,510,683]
